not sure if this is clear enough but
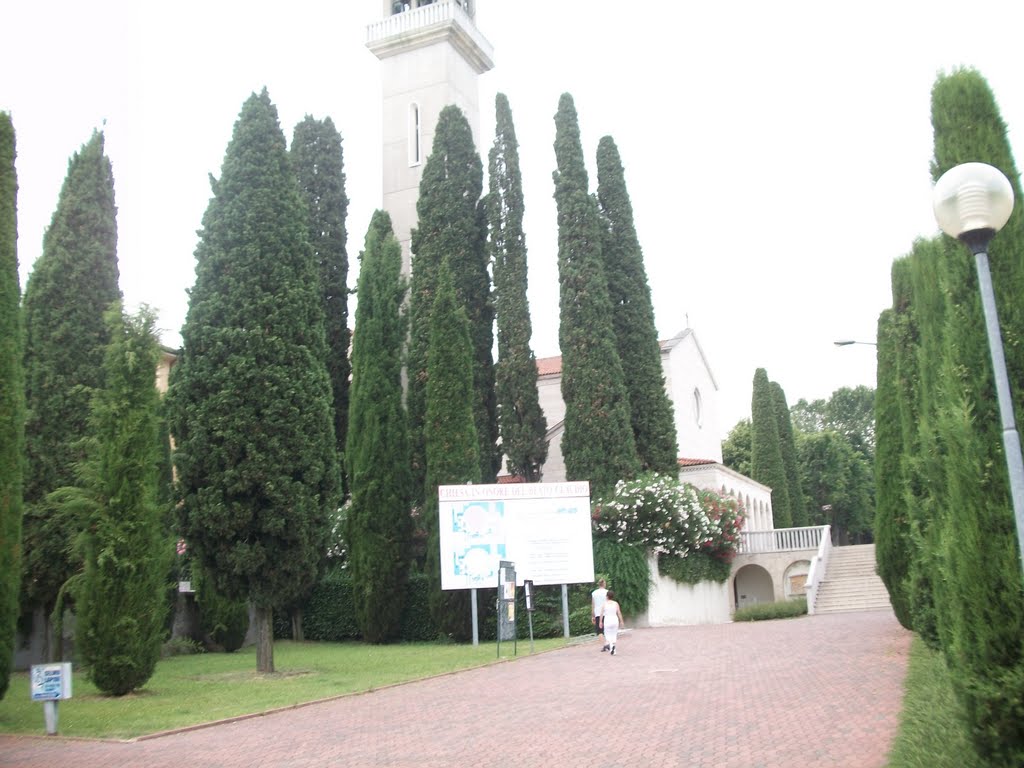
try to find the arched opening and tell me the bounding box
[784,560,811,599]
[733,564,773,610]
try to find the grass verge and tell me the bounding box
[886,636,980,767]
[0,638,569,740]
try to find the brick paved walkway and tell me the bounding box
[0,610,910,768]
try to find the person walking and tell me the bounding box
[601,590,625,656]
[591,578,609,651]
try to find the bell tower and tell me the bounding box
[367,0,494,274]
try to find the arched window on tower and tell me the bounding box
[409,103,422,166]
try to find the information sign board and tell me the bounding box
[437,482,593,590]
[30,663,72,702]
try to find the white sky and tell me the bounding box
[3,0,1022,441]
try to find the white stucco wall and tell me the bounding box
[662,331,723,463]
[634,554,732,627]
[536,372,564,430]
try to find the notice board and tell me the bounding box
[437,482,593,590]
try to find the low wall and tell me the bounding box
[633,554,731,627]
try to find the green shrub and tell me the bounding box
[732,597,807,622]
[593,538,650,616]
[593,473,743,560]
[273,571,439,643]
[399,573,439,642]
[658,550,732,585]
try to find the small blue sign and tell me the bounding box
[30,663,72,701]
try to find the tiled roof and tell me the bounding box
[677,457,718,467]
[496,474,527,484]
[536,355,562,376]
[536,336,678,377]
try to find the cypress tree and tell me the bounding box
[596,135,678,474]
[903,237,946,648]
[423,260,480,641]
[487,93,547,482]
[291,116,350,496]
[750,368,791,527]
[71,305,168,695]
[874,274,913,629]
[928,68,1024,763]
[20,130,120,656]
[346,211,412,643]
[0,112,24,699]
[552,93,639,497]
[408,105,497,497]
[166,90,340,674]
[770,380,806,527]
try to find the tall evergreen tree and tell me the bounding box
[770,380,806,527]
[927,68,1024,764]
[69,305,168,696]
[487,93,547,482]
[346,211,412,643]
[423,260,480,640]
[596,135,678,474]
[0,112,25,699]
[552,93,638,497]
[291,116,350,496]
[903,237,946,648]
[20,130,120,657]
[408,105,497,497]
[874,267,913,629]
[750,368,791,527]
[166,90,340,673]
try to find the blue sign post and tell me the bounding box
[30,663,72,735]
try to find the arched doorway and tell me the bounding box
[733,564,773,610]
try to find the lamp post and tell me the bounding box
[933,161,1024,576]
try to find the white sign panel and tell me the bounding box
[437,482,593,590]
[30,663,72,701]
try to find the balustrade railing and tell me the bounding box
[368,0,489,57]
[737,525,828,554]
[804,525,832,615]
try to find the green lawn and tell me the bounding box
[0,638,570,740]
[886,637,981,767]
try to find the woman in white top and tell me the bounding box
[601,590,625,655]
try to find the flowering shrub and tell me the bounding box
[593,473,745,563]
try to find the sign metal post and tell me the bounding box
[30,663,72,735]
[497,560,516,658]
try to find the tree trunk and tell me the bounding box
[291,607,304,642]
[34,605,51,663]
[254,604,274,673]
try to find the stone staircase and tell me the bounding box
[814,544,893,614]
